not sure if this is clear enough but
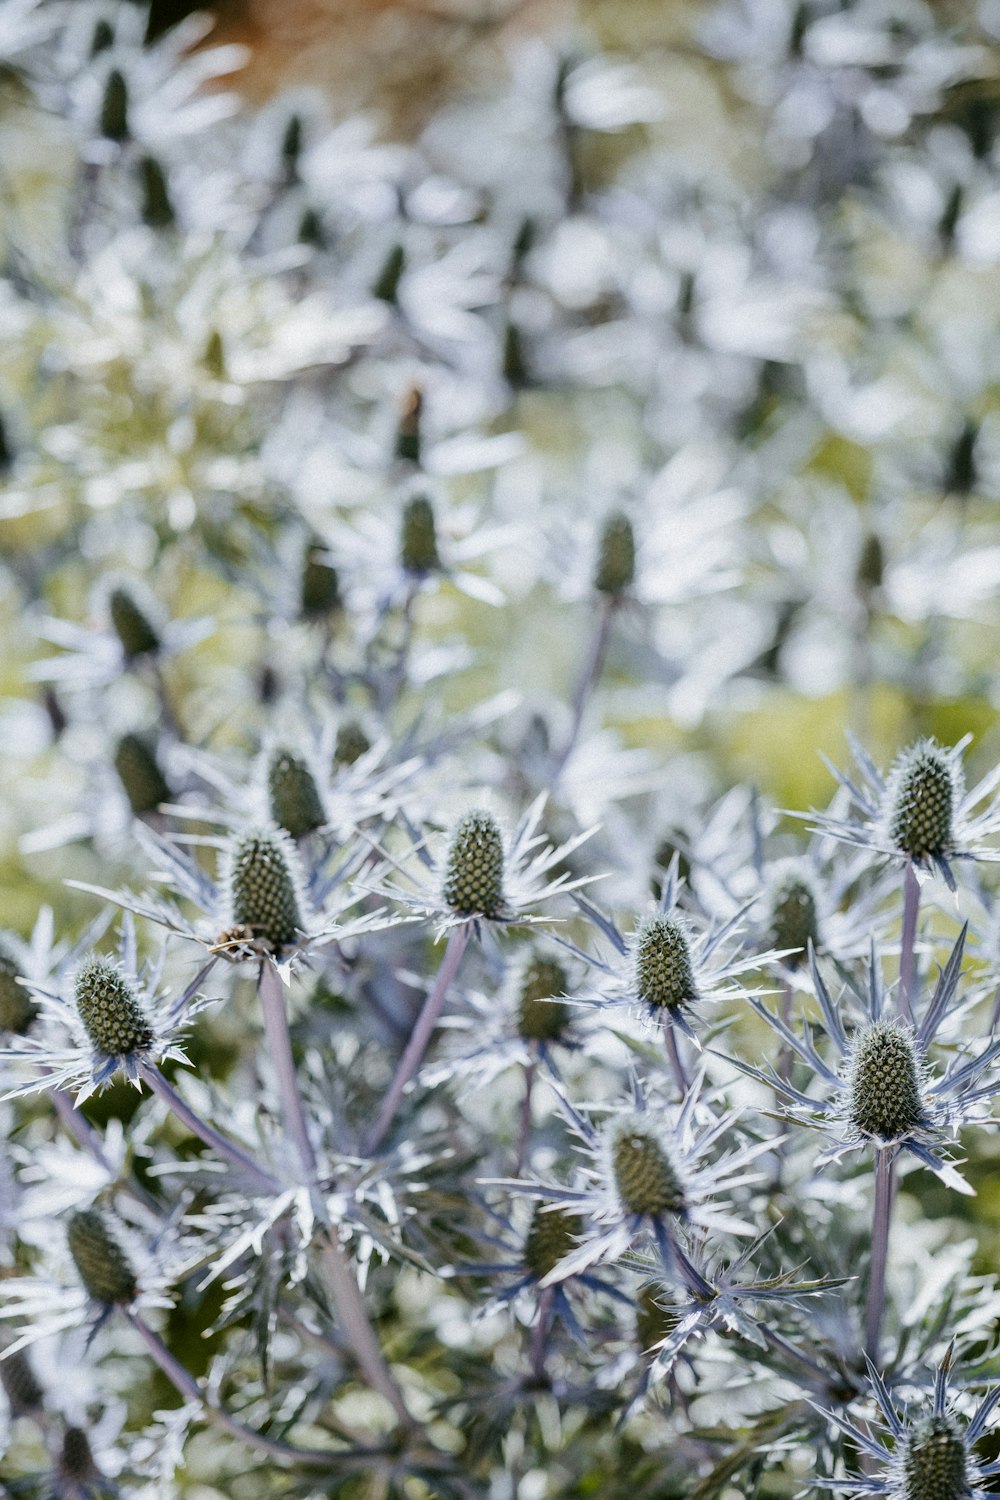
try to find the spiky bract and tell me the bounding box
[75,958,153,1057]
[442,811,505,918]
[66,1210,137,1305]
[634,916,697,1012]
[848,1019,924,1142]
[226,827,304,954]
[267,749,325,839]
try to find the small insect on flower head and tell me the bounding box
[607,1116,687,1218]
[224,826,304,955]
[633,915,698,1013]
[443,810,506,919]
[67,1209,137,1306]
[517,954,571,1043]
[266,748,326,840]
[594,510,636,598]
[848,1019,926,1145]
[75,957,154,1058]
[522,1204,582,1281]
[887,742,957,861]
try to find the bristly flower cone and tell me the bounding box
[765,872,820,962]
[442,811,505,918]
[400,496,441,574]
[594,510,635,597]
[610,1122,687,1217]
[67,1209,137,1305]
[60,1427,98,1481]
[517,955,570,1042]
[522,1204,581,1280]
[0,936,36,1034]
[300,542,341,619]
[634,916,697,1011]
[108,587,159,660]
[114,733,170,816]
[0,1347,43,1415]
[226,827,304,954]
[334,720,370,766]
[75,958,153,1057]
[888,743,955,859]
[849,1018,924,1141]
[901,1413,970,1500]
[267,749,325,839]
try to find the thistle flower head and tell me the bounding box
[634,1283,678,1354]
[224,826,304,955]
[848,1019,925,1142]
[517,954,570,1042]
[522,1204,581,1280]
[607,1116,687,1218]
[299,542,342,619]
[334,720,371,766]
[887,741,957,860]
[0,1346,43,1414]
[60,1427,98,1481]
[0,935,35,1035]
[400,496,441,575]
[108,586,159,660]
[99,68,128,141]
[266,748,325,839]
[594,510,635,597]
[75,957,153,1058]
[633,914,697,1012]
[442,810,506,918]
[114,733,170,816]
[763,865,821,963]
[66,1209,137,1306]
[901,1414,971,1500]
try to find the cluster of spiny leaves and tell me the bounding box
[3,0,1000,1497]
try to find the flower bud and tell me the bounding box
[226,827,304,954]
[400,496,441,575]
[764,869,820,964]
[517,956,570,1043]
[374,243,405,304]
[114,733,170,816]
[522,1204,581,1280]
[60,1426,98,1481]
[334,720,370,766]
[300,542,341,619]
[609,1119,686,1217]
[634,916,697,1012]
[267,748,325,839]
[203,329,226,380]
[848,1019,924,1142]
[901,1413,969,1500]
[100,69,128,141]
[281,113,303,182]
[90,17,114,54]
[109,587,159,660]
[0,936,35,1035]
[75,957,153,1057]
[140,155,174,229]
[67,1209,137,1305]
[856,531,884,596]
[594,510,635,597]
[442,811,505,918]
[0,1345,43,1415]
[634,1284,680,1355]
[887,742,955,860]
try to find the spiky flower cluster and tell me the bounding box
[764,870,819,960]
[400,497,441,575]
[114,733,170,816]
[887,743,956,860]
[848,1020,925,1142]
[594,511,636,598]
[225,828,304,954]
[0,936,34,1034]
[75,958,153,1058]
[442,811,505,918]
[108,587,159,660]
[608,1119,687,1217]
[634,916,697,1012]
[516,955,570,1042]
[900,1414,970,1500]
[66,1209,137,1306]
[522,1205,581,1280]
[267,749,325,839]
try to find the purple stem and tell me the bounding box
[138,1061,280,1192]
[663,1018,690,1096]
[515,1061,536,1175]
[552,598,614,782]
[258,958,317,1179]
[898,864,920,1024]
[365,925,470,1153]
[864,1148,895,1363]
[50,1088,160,1214]
[530,1288,554,1382]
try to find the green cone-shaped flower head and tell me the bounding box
[225,827,304,954]
[300,542,341,618]
[442,811,505,918]
[609,1118,686,1217]
[267,749,325,839]
[109,587,159,660]
[634,1284,679,1355]
[400,496,441,574]
[901,1413,971,1500]
[139,155,174,229]
[0,1346,43,1415]
[100,68,128,141]
[75,958,153,1057]
[60,1427,97,1481]
[764,868,820,963]
[848,1019,924,1142]
[0,935,36,1035]
[333,720,370,766]
[887,742,956,860]
[517,955,570,1042]
[594,510,635,597]
[522,1204,581,1280]
[114,733,170,816]
[67,1210,137,1305]
[634,916,697,1012]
